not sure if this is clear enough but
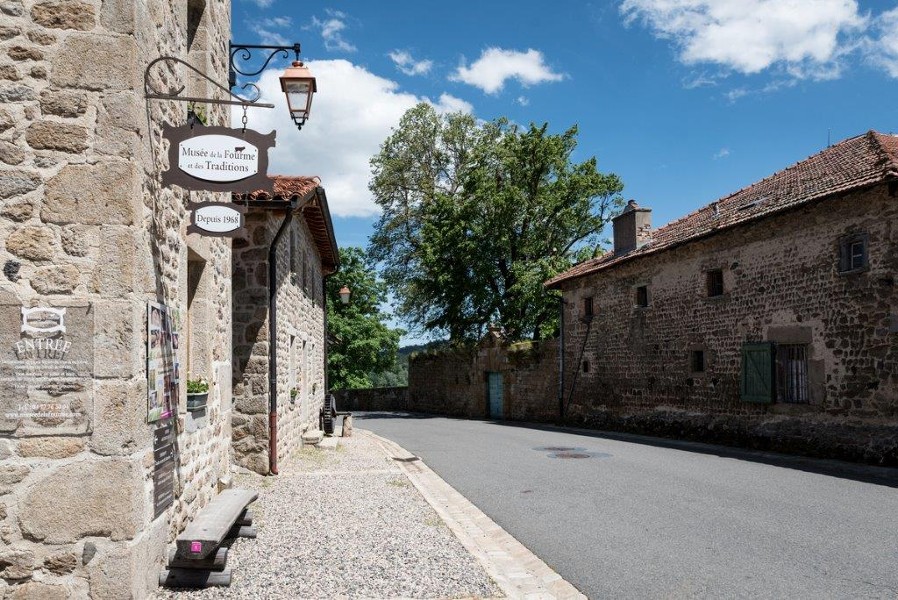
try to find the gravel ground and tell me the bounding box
[155,430,502,599]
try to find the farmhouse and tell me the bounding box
[546,131,898,464]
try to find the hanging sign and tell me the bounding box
[161,124,276,193]
[187,201,246,237]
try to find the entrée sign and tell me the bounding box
[161,124,275,193]
[187,201,246,237]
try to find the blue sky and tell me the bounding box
[230,0,898,339]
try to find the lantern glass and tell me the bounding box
[279,61,316,127]
[338,286,351,305]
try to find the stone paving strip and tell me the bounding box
[155,431,502,599]
[365,431,587,600]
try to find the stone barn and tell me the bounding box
[546,131,898,465]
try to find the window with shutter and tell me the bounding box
[741,342,775,403]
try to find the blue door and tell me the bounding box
[487,372,503,419]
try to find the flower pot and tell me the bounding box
[186,392,208,411]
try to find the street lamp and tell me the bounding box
[280,61,317,131]
[229,43,317,132]
[144,42,318,132]
[338,286,351,305]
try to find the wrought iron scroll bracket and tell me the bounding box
[144,56,274,109]
[229,42,301,88]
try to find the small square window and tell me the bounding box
[635,285,648,307]
[839,234,868,273]
[706,269,724,297]
[582,296,593,319]
[691,350,705,373]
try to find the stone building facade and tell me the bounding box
[231,177,338,474]
[546,131,898,465]
[0,0,304,597]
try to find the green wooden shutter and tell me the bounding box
[741,342,775,403]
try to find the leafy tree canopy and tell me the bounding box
[368,103,624,342]
[327,246,403,390]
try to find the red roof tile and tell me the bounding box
[546,130,898,288]
[238,175,320,201]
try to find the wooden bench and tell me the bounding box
[159,489,257,588]
[175,488,257,559]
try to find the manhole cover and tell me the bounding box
[546,451,613,459]
[548,452,591,459]
[533,446,585,452]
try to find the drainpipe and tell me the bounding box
[558,295,565,421]
[322,272,332,395]
[267,199,297,476]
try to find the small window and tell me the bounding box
[635,285,648,307]
[706,269,724,297]
[838,234,868,273]
[582,360,590,373]
[690,350,705,373]
[582,296,593,319]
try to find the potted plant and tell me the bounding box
[186,377,209,411]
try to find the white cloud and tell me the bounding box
[233,60,473,218]
[433,93,473,114]
[308,10,356,53]
[450,48,564,94]
[261,16,291,28]
[250,16,292,46]
[620,0,867,79]
[724,87,747,103]
[516,96,529,106]
[713,147,730,159]
[245,0,274,7]
[865,7,898,77]
[388,50,433,76]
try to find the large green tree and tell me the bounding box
[368,103,624,342]
[327,246,403,390]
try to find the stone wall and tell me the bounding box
[232,207,326,474]
[0,0,235,597]
[559,184,898,465]
[406,339,560,421]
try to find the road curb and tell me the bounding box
[361,429,587,600]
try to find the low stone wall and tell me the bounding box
[402,340,898,466]
[406,340,560,421]
[332,387,409,412]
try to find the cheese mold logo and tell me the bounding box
[20,307,66,335]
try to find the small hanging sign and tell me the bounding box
[187,201,246,237]
[161,124,275,193]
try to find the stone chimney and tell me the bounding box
[612,199,652,254]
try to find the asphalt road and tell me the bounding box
[355,412,898,599]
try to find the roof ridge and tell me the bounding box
[546,129,896,289]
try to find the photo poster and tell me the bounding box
[147,302,181,423]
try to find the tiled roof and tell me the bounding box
[234,175,340,273]
[238,175,320,201]
[546,130,898,289]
